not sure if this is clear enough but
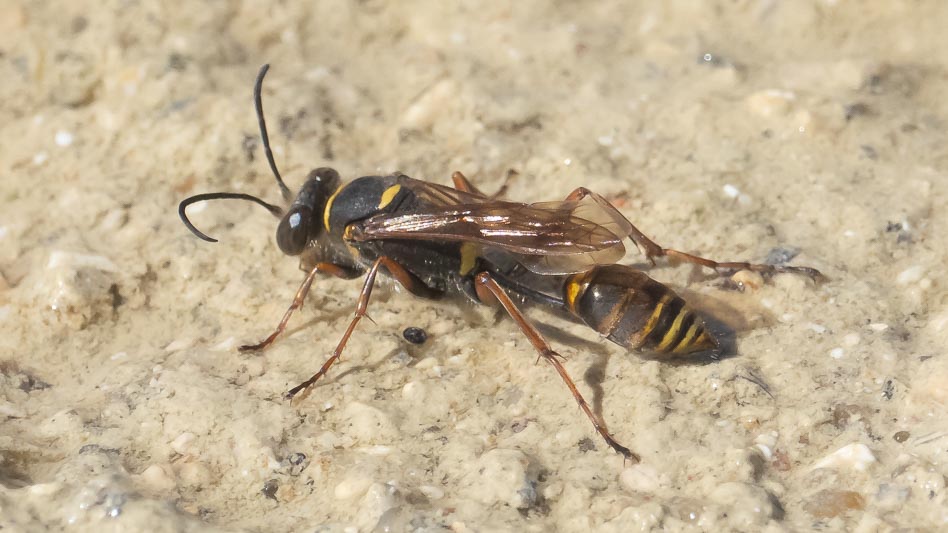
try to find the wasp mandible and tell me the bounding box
[179,65,822,462]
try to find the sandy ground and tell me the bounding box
[1,1,947,531]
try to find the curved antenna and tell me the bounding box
[254,64,293,201]
[178,193,284,243]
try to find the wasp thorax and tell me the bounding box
[275,167,341,255]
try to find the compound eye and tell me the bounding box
[276,205,313,255]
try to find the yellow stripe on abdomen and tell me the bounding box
[656,308,691,352]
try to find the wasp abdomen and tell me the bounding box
[563,266,717,356]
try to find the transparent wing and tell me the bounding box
[351,177,628,274]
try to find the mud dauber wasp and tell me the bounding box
[179,65,822,462]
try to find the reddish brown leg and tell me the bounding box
[238,262,361,353]
[452,170,516,199]
[564,187,823,280]
[286,256,439,401]
[474,271,639,462]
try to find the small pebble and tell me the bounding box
[402,327,428,345]
[746,89,796,117]
[811,443,876,472]
[722,184,740,198]
[804,490,865,518]
[170,432,195,454]
[619,464,663,494]
[842,333,860,347]
[261,479,279,501]
[868,323,889,332]
[896,265,925,285]
[829,348,844,359]
[140,464,176,491]
[334,474,373,500]
[54,130,74,147]
[419,484,445,500]
[28,482,63,497]
[731,270,763,291]
[893,431,910,443]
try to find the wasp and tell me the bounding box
[179,65,822,462]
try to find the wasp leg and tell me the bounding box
[451,170,516,199]
[474,271,639,462]
[238,262,362,353]
[286,257,440,401]
[564,187,823,281]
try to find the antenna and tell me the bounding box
[254,64,292,201]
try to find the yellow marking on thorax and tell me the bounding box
[657,308,690,351]
[377,184,402,210]
[459,242,479,275]
[323,183,346,232]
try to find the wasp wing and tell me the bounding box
[351,177,627,274]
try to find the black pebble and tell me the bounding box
[403,327,428,345]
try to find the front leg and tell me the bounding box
[286,256,441,401]
[239,262,362,353]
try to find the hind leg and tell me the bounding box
[564,187,823,280]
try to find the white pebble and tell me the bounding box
[754,443,773,461]
[723,184,740,198]
[896,265,925,285]
[811,443,876,472]
[170,432,196,454]
[164,338,192,352]
[140,464,177,491]
[109,351,127,361]
[46,250,118,272]
[54,130,74,147]
[868,323,889,332]
[830,348,844,359]
[334,474,373,500]
[211,336,236,351]
[420,484,445,500]
[842,333,860,347]
[619,464,663,494]
[357,445,393,456]
[746,89,796,117]
[754,432,778,449]
[807,323,827,334]
[28,482,63,497]
[33,151,48,165]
